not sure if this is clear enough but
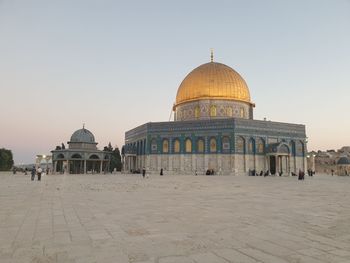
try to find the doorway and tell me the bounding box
[269,156,276,175]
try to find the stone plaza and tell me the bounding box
[0,172,350,263]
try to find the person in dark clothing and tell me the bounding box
[298,170,305,180]
[31,166,36,181]
[142,167,146,178]
[160,168,163,176]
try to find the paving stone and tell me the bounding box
[158,255,194,263]
[0,172,349,262]
[213,248,259,263]
[190,252,229,263]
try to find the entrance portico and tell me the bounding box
[267,143,291,175]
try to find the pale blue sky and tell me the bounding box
[0,0,349,164]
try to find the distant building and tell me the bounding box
[337,157,350,176]
[307,146,350,174]
[123,54,307,175]
[51,127,110,174]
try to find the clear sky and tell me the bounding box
[0,0,349,164]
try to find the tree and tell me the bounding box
[103,143,122,172]
[113,147,122,171]
[0,148,14,171]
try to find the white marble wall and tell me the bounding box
[136,154,305,176]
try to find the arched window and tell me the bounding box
[162,139,169,153]
[89,154,99,159]
[290,140,296,156]
[248,138,255,154]
[195,106,200,119]
[210,105,217,117]
[151,138,157,153]
[72,154,82,159]
[240,108,245,118]
[222,136,230,152]
[279,144,289,154]
[296,140,304,156]
[174,139,180,153]
[226,107,233,117]
[185,138,192,153]
[236,136,245,153]
[197,139,204,153]
[210,138,217,153]
[257,138,265,153]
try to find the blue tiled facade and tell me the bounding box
[124,118,306,157]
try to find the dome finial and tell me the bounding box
[83,123,85,129]
[210,48,214,62]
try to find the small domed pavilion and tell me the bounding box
[51,126,110,174]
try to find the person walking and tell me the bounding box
[31,166,36,181]
[37,166,43,181]
[160,168,163,176]
[142,167,146,178]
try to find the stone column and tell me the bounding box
[147,155,151,172]
[180,154,184,173]
[192,154,196,174]
[217,154,222,175]
[67,160,70,174]
[204,154,209,172]
[84,160,87,174]
[266,156,270,173]
[168,154,173,173]
[279,156,282,174]
[157,155,162,173]
[253,154,257,171]
[100,161,103,174]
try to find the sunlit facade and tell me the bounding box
[123,55,307,175]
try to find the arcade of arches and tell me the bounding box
[51,127,110,174]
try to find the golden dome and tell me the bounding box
[175,62,252,107]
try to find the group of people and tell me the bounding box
[205,169,215,175]
[248,169,271,177]
[307,169,315,176]
[30,166,43,181]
